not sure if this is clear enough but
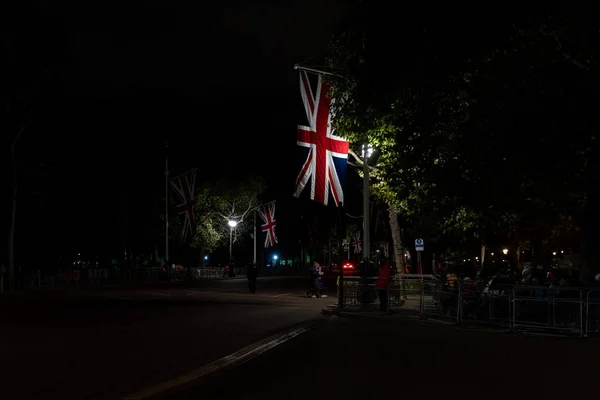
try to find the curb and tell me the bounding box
[321,306,396,319]
[322,306,460,326]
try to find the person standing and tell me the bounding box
[305,262,322,298]
[247,260,259,294]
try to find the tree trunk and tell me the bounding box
[388,205,405,272]
[480,243,486,267]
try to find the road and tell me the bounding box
[0,275,334,399]
[166,315,600,400]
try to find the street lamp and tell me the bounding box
[502,249,509,255]
[228,220,238,261]
[361,144,373,159]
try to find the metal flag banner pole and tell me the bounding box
[338,205,345,309]
[293,64,336,76]
[165,140,169,265]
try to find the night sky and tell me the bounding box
[1,0,349,263]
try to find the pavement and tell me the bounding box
[6,273,595,399]
[0,275,336,400]
[165,315,600,400]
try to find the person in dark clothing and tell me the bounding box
[376,261,392,312]
[305,262,322,298]
[247,260,259,294]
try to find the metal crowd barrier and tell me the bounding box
[193,267,246,279]
[33,266,249,289]
[340,275,600,337]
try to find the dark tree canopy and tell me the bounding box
[327,4,599,268]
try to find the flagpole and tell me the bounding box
[253,210,257,262]
[165,140,169,265]
[338,205,345,309]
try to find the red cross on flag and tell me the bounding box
[258,201,278,248]
[294,70,349,206]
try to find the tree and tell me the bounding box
[327,5,599,272]
[190,176,265,260]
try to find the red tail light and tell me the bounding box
[343,263,353,269]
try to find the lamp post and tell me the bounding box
[360,143,374,304]
[361,143,373,263]
[228,220,238,261]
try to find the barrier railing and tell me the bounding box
[340,275,600,337]
[586,289,600,335]
[1,266,249,292]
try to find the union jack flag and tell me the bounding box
[258,201,278,248]
[383,243,389,257]
[294,70,349,206]
[352,231,362,254]
[170,169,197,239]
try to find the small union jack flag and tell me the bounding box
[170,169,197,239]
[294,70,349,206]
[258,202,278,248]
[352,231,362,254]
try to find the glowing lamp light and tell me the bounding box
[272,255,278,260]
[502,249,509,255]
[228,220,238,228]
[361,144,373,159]
[204,255,208,260]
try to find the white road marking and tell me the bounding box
[271,292,293,297]
[124,315,337,399]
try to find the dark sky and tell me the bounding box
[1,0,348,262]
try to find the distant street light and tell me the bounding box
[204,255,208,260]
[228,220,238,261]
[502,249,509,255]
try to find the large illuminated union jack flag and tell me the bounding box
[294,70,349,206]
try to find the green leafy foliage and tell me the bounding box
[190,176,265,252]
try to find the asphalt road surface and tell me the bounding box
[165,315,600,400]
[0,275,335,399]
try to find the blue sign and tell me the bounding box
[415,238,424,252]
